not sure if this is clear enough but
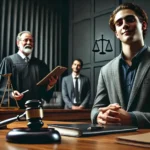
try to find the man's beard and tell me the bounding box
[22,46,33,54]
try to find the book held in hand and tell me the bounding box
[36,66,67,86]
[116,132,150,148]
[48,123,138,137]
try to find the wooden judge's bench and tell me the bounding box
[0,109,91,121]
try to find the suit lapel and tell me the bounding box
[79,75,83,94]
[127,48,150,110]
[112,55,126,108]
[69,75,74,92]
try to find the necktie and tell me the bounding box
[25,57,29,63]
[75,77,79,103]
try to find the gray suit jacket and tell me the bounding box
[91,47,150,128]
[62,74,91,109]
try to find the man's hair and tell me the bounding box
[72,58,83,68]
[17,31,32,41]
[109,3,148,38]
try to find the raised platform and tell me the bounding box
[0,109,91,121]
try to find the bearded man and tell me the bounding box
[0,31,57,108]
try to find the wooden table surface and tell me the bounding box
[0,120,149,150]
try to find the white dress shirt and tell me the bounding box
[72,73,81,104]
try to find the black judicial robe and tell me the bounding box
[0,53,53,108]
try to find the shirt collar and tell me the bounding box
[72,73,80,79]
[120,45,147,67]
[132,45,147,62]
[18,51,32,60]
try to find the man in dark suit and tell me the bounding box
[91,3,150,128]
[62,58,91,109]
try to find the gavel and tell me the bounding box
[0,100,61,143]
[0,100,44,129]
[25,100,44,130]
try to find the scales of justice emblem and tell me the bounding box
[0,73,19,109]
[92,34,113,54]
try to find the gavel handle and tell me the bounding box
[0,112,26,128]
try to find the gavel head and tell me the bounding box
[25,100,44,130]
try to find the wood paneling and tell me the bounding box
[94,13,115,62]
[94,0,116,13]
[81,68,91,81]
[0,109,91,121]
[73,0,91,22]
[73,20,91,64]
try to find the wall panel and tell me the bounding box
[95,0,116,13]
[94,13,115,62]
[73,0,91,22]
[81,68,91,81]
[73,20,91,64]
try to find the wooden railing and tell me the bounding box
[0,109,91,121]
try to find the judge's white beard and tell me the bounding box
[22,48,33,54]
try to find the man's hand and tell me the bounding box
[12,90,24,100]
[72,105,80,110]
[72,105,84,110]
[97,103,132,125]
[97,105,121,125]
[117,108,132,125]
[47,76,58,91]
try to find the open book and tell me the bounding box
[36,66,67,86]
[116,132,150,148]
[48,123,138,137]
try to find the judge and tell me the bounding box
[0,31,57,108]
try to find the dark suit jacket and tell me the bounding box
[91,47,150,128]
[62,74,91,109]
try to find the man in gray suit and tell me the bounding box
[91,3,150,128]
[62,58,91,109]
